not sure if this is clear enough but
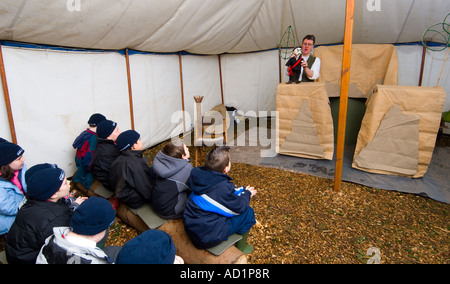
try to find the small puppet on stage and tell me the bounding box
[285,47,304,84]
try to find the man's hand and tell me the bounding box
[300,60,308,68]
[301,61,314,78]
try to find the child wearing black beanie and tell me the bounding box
[5,164,87,264]
[36,197,121,264]
[109,130,154,209]
[90,119,121,190]
[72,113,106,189]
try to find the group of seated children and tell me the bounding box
[0,111,257,263]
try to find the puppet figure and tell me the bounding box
[285,47,304,84]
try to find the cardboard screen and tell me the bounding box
[314,44,398,98]
[353,85,446,178]
[276,82,334,160]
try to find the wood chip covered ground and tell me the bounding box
[1,136,448,264]
[107,134,450,264]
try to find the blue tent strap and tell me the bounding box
[0,40,180,56]
[1,40,448,55]
[0,40,106,53]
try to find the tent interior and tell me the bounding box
[1,0,449,202]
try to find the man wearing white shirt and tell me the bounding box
[286,35,321,84]
[299,34,321,82]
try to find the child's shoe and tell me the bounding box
[235,231,254,254]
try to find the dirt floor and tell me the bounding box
[1,135,449,264]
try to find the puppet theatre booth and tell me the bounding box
[277,44,446,178]
[1,0,450,264]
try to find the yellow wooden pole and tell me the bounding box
[334,0,355,192]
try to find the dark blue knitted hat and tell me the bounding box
[87,113,106,126]
[70,197,115,236]
[116,230,176,264]
[25,163,58,186]
[115,130,140,151]
[97,120,117,139]
[0,142,24,167]
[26,167,65,201]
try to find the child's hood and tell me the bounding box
[189,166,232,194]
[72,130,95,149]
[152,151,191,178]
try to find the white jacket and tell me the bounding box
[36,227,114,264]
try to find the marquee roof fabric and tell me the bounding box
[1,0,449,54]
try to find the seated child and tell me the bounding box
[90,119,121,190]
[116,229,183,264]
[109,130,153,209]
[0,140,26,235]
[183,146,257,253]
[36,197,120,264]
[151,138,193,219]
[5,164,86,264]
[72,113,106,189]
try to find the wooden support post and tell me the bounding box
[218,55,228,144]
[0,43,17,144]
[418,44,426,86]
[437,47,449,87]
[278,52,282,84]
[218,54,224,104]
[179,52,186,132]
[125,49,135,130]
[334,0,355,192]
[194,96,204,167]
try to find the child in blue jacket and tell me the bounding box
[0,139,26,235]
[183,146,257,253]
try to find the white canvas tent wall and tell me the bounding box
[0,0,449,177]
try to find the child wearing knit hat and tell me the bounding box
[5,164,87,264]
[72,113,106,189]
[116,229,183,264]
[183,146,257,253]
[36,197,121,264]
[109,130,154,209]
[25,165,87,206]
[0,139,26,235]
[90,119,121,191]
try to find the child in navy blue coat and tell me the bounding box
[183,146,257,253]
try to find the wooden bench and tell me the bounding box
[72,179,114,199]
[115,203,247,264]
[0,250,7,264]
[73,180,247,264]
